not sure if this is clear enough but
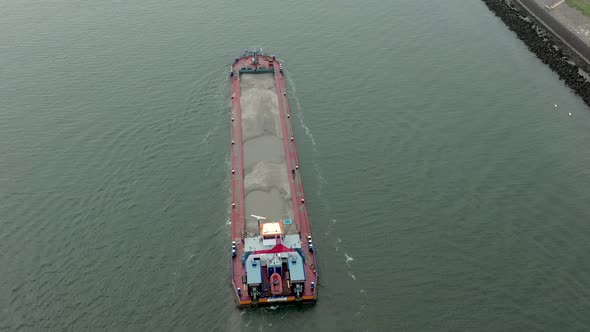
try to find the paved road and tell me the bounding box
[516,0,590,64]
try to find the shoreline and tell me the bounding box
[515,0,590,66]
[481,0,590,107]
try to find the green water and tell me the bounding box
[2,0,590,330]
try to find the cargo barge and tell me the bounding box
[229,49,318,307]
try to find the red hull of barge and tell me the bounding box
[229,50,318,306]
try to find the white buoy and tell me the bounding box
[555,104,557,108]
[569,112,572,116]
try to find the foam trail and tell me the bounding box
[286,74,317,149]
[201,127,216,144]
[324,219,337,237]
[285,73,329,200]
[335,237,342,252]
[315,165,328,185]
[345,253,354,267]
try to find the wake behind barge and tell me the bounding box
[229,49,318,307]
